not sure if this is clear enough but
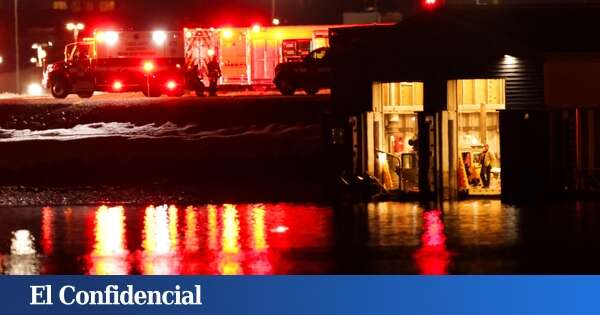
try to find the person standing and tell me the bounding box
[479,144,494,188]
[206,55,222,96]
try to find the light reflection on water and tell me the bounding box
[1,199,578,274]
[89,206,129,275]
[367,202,422,247]
[1,230,40,275]
[443,200,519,247]
[19,203,332,275]
[413,210,451,275]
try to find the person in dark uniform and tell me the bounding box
[206,55,222,96]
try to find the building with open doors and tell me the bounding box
[328,5,600,201]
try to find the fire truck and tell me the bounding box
[43,30,204,98]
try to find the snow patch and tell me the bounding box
[0,122,319,142]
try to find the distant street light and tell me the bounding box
[272,18,280,26]
[66,22,85,41]
[31,42,51,67]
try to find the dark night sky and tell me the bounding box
[117,0,350,26]
[1,0,418,31]
[0,0,415,68]
[109,0,416,27]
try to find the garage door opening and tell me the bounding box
[372,82,424,193]
[451,79,504,196]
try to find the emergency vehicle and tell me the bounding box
[43,30,202,98]
[273,46,331,95]
[44,24,380,98]
[184,25,335,89]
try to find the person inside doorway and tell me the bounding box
[479,144,494,189]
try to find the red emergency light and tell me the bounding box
[143,61,155,73]
[422,0,442,10]
[166,80,177,91]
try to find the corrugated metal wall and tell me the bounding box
[498,58,545,110]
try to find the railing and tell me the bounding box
[375,149,401,167]
[375,150,404,191]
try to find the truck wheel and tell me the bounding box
[77,91,94,98]
[304,86,319,95]
[142,85,161,97]
[167,88,185,97]
[50,78,70,99]
[277,79,296,96]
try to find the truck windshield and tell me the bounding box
[66,43,93,61]
[308,48,328,60]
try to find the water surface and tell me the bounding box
[1,200,599,274]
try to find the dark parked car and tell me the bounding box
[273,47,331,96]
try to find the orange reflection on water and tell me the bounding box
[251,205,267,251]
[41,207,54,255]
[168,205,179,249]
[184,206,199,253]
[414,209,451,275]
[248,204,273,274]
[141,205,180,274]
[450,200,518,247]
[207,205,219,250]
[88,206,129,275]
[222,204,240,254]
[219,204,241,275]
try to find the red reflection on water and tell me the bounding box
[35,203,330,275]
[247,205,272,274]
[41,207,54,255]
[218,204,242,275]
[414,209,451,275]
[88,206,130,275]
[79,203,331,275]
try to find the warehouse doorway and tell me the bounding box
[371,82,424,192]
[449,79,505,196]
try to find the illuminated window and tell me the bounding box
[373,82,424,113]
[310,48,327,60]
[456,78,505,111]
[52,1,68,10]
[98,0,115,11]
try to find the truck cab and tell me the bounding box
[273,47,331,96]
[43,41,96,98]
